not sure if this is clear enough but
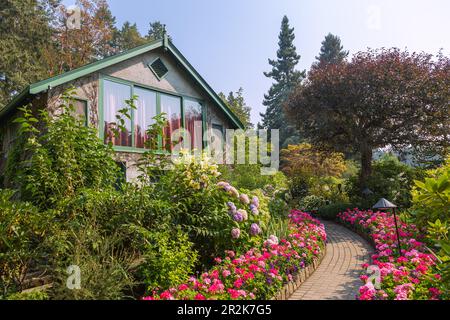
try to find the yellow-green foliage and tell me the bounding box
[412,156,450,228]
[280,143,347,199]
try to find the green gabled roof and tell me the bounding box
[0,36,244,129]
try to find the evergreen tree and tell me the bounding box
[116,21,147,51]
[219,88,253,129]
[0,0,58,106]
[260,15,305,147]
[315,33,348,67]
[147,21,172,41]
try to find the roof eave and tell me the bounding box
[29,39,163,95]
[1,37,244,129]
[0,86,31,120]
[167,42,244,130]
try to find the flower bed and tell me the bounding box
[337,209,443,300]
[143,210,326,300]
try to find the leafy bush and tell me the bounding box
[5,89,119,209]
[219,164,287,191]
[132,227,198,291]
[411,157,450,297]
[152,153,271,264]
[426,219,450,298]
[6,289,49,300]
[0,189,51,296]
[347,154,423,209]
[411,157,450,228]
[50,217,136,300]
[59,185,171,238]
[317,202,351,220]
[280,143,347,200]
[296,195,327,212]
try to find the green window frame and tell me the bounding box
[99,74,206,153]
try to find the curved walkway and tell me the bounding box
[289,220,373,300]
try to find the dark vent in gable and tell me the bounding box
[148,58,168,80]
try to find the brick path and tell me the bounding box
[289,220,373,300]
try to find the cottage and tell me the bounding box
[0,34,243,181]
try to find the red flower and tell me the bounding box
[178,284,189,291]
[233,278,243,288]
[194,293,206,300]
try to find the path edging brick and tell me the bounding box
[271,244,327,300]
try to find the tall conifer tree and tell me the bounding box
[260,15,305,147]
[315,33,348,67]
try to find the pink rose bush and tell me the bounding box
[338,209,444,300]
[143,210,326,300]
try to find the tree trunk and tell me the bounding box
[359,146,373,188]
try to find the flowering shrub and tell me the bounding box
[154,153,271,262]
[338,209,444,300]
[218,181,271,248]
[143,210,326,300]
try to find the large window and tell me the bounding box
[134,87,157,149]
[160,94,182,151]
[184,99,203,150]
[101,77,203,152]
[103,80,132,146]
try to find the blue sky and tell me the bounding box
[69,0,450,124]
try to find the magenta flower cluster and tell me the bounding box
[338,209,443,300]
[142,210,326,300]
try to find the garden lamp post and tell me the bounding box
[373,198,402,256]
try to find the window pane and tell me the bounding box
[160,94,181,151]
[134,87,157,149]
[184,99,203,150]
[103,80,132,146]
[73,99,87,126]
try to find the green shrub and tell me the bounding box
[50,217,136,300]
[268,195,289,218]
[426,219,450,298]
[280,143,347,200]
[411,157,450,228]
[410,157,450,298]
[153,153,271,264]
[218,164,287,191]
[0,189,52,296]
[347,154,424,209]
[5,89,120,210]
[296,195,327,212]
[6,289,49,300]
[317,202,352,220]
[132,227,198,291]
[59,185,172,237]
